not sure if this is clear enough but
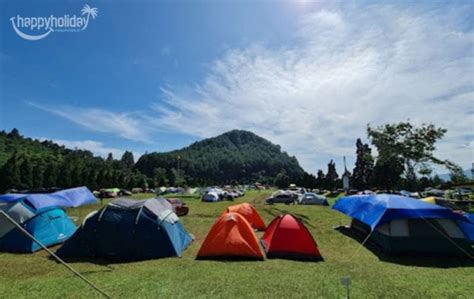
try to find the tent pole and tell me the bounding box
[0,210,111,299]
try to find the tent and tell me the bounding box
[0,201,76,252]
[202,192,220,202]
[333,194,473,257]
[227,203,266,231]
[0,187,97,209]
[261,214,322,261]
[197,212,264,260]
[56,198,193,261]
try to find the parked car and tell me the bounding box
[299,193,329,206]
[266,192,297,204]
[166,198,189,216]
[119,189,132,196]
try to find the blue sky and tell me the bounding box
[0,0,473,175]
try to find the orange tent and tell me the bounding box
[227,203,266,231]
[196,212,264,260]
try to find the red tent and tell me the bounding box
[261,214,322,261]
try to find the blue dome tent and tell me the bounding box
[333,194,474,257]
[0,187,96,253]
[56,198,193,261]
[0,200,76,252]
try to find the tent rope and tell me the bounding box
[419,216,474,260]
[0,210,111,299]
[348,228,374,261]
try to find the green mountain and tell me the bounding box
[135,130,306,185]
[0,129,312,191]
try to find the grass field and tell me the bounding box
[0,190,473,298]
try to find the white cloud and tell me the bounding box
[26,4,473,174]
[27,102,150,143]
[150,5,474,173]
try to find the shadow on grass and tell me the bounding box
[49,256,116,271]
[335,226,474,268]
[195,256,264,262]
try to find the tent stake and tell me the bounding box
[0,210,111,299]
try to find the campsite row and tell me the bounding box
[0,187,473,260]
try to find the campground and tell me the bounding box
[0,189,473,298]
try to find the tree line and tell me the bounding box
[300,122,470,192]
[0,123,470,193]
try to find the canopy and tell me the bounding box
[332,194,465,230]
[0,187,97,210]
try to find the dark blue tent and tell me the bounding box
[0,201,76,252]
[0,187,97,209]
[56,198,193,261]
[333,194,473,257]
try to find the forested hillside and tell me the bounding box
[0,129,147,192]
[0,129,311,192]
[135,130,306,186]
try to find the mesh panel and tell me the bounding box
[0,202,36,238]
[390,220,409,237]
[435,219,465,239]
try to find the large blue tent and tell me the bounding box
[56,198,193,261]
[0,187,97,209]
[333,194,473,256]
[333,194,465,230]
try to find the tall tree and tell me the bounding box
[316,169,325,189]
[121,151,135,168]
[326,160,338,189]
[373,157,404,190]
[19,155,33,189]
[446,162,469,184]
[32,159,46,188]
[352,139,374,190]
[0,154,21,191]
[368,122,447,188]
[7,128,21,139]
[274,169,290,188]
[43,162,58,188]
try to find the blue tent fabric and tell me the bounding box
[458,213,474,244]
[56,198,192,261]
[0,205,77,252]
[0,187,97,209]
[333,194,466,230]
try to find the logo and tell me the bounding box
[10,4,98,41]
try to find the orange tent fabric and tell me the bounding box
[197,212,264,260]
[262,214,322,261]
[227,203,266,231]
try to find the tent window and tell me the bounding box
[390,220,409,237]
[435,219,465,239]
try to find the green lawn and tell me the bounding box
[0,190,473,298]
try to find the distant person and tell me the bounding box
[98,190,106,204]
